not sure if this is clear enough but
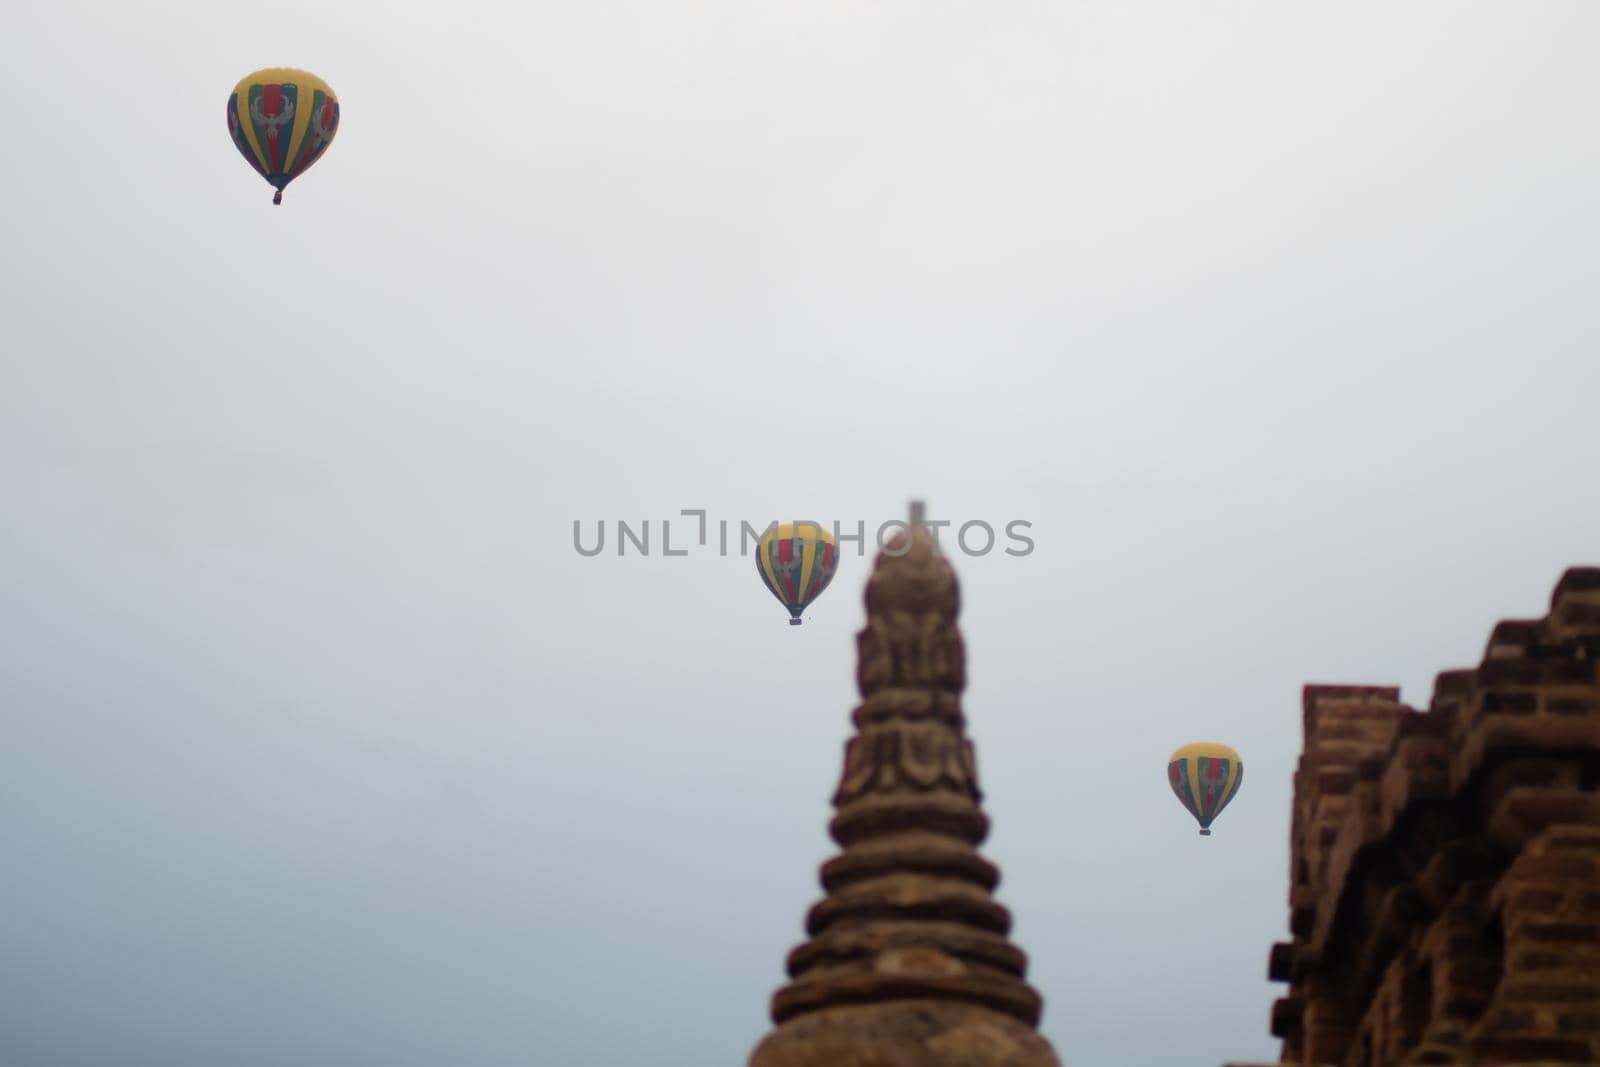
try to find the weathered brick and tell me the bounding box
[1469,1035,1593,1059]
[1510,888,1567,913]
[1551,600,1600,639]
[1443,961,1503,991]
[1315,765,1358,793]
[1509,853,1596,882]
[1439,997,1495,1024]
[1486,758,1583,793]
[1250,570,1600,1067]
[1552,566,1600,606]
[1415,843,1501,908]
[1489,788,1600,848]
[1512,950,1574,971]
[1546,695,1600,716]
[1267,942,1293,983]
[1432,669,1476,703]
[1556,1010,1600,1034]
[1269,995,1302,1038]
[1402,745,1450,772]
[1483,689,1539,714]
[1477,658,1597,687]
[1487,620,1544,659]
[1544,828,1600,850]
[1519,922,1599,944]
[1484,1006,1538,1030]
[1502,983,1600,1004]
[1313,721,1375,743]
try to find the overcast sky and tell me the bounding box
[4,3,1600,1065]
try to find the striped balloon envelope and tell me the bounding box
[226,68,341,204]
[755,522,838,626]
[1168,742,1243,836]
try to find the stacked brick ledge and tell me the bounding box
[1261,567,1600,1067]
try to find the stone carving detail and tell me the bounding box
[833,724,981,805]
[748,517,1061,1067]
[1259,567,1600,1067]
[854,532,964,698]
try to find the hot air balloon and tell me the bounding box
[756,522,838,625]
[1168,742,1243,836]
[226,68,340,205]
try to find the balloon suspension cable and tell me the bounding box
[273,189,283,205]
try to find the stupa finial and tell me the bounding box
[747,500,1061,1067]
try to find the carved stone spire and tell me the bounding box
[748,505,1062,1067]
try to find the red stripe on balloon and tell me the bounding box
[262,84,283,170]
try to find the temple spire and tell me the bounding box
[747,505,1061,1067]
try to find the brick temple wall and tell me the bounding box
[1264,568,1600,1066]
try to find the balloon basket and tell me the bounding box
[789,618,802,626]
[1199,829,1212,836]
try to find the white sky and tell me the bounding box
[4,3,1599,1065]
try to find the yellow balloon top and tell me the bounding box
[1169,741,1241,764]
[232,67,336,100]
[760,522,837,546]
